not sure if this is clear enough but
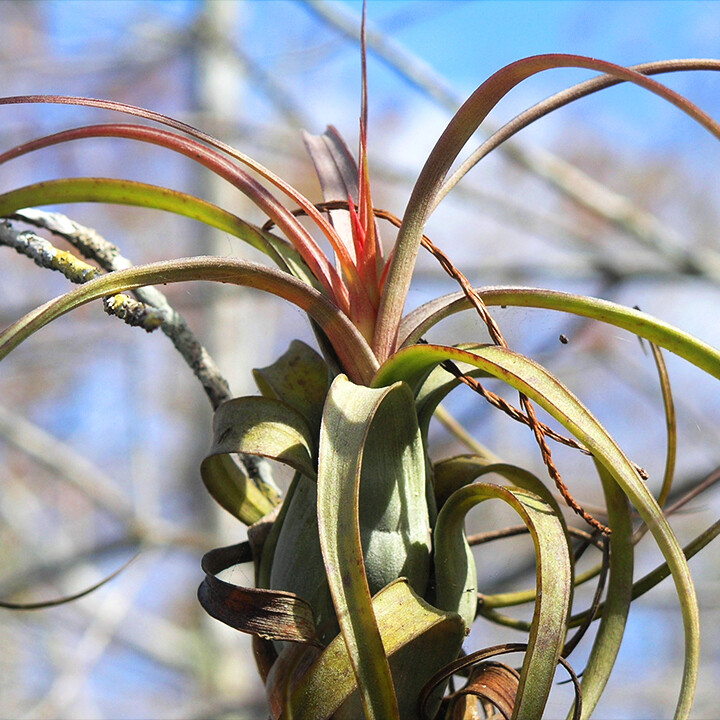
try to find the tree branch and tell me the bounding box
[1,211,274,492]
[7,209,232,409]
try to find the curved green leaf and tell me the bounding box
[433,456,566,520]
[441,459,618,665]
[412,347,493,523]
[0,178,318,285]
[414,344,493,437]
[204,396,316,479]
[650,343,677,509]
[269,472,337,647]
[374,53,720,360]
[256,471,299,588]
[253,339,330,443]
[200,454,276,526]
[284,579,464,720]
[399,287,720,381]
[433,454,494,509]
[434,482,572,720]
[317,375,432,720]
[574,461,633,720]
[200,396,314,525]
[373,342,699,719]
[0,256,379,385]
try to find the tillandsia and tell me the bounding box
[1,10,720,720]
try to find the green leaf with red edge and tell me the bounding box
[373,342,700,719]
[375,53,720,361]
[0,95,365,309]
[0,256,379,385]
[0,122,323,265]
[399,286,720,382]
[433,482,572,720]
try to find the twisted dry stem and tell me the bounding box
[269,199,614,532]
[418,232,612,535]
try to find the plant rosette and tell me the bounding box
[2,20,720,720]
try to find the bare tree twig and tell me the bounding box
[2,210,275,494]
[0,403,211,549]
[7,210,232,409]
[20,552,158,720]
[0,487,206,675]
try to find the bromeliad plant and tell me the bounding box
[2,22,720,719]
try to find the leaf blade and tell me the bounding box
[0,256,379,385]
[434,482,572,720]
[374,53,720,360]
[374,342,700,718]
[285,579,464,720]
[199,542,317,643]
[205,396,316,479]
[399,286,720,381]
[317,375,432,719]
[0,177,319,283]
[574,461,633,720]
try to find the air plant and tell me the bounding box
[1,12,720,720]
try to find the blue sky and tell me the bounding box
[235,1,720,171]
[42,1,720,137]
[24,1,718,197]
